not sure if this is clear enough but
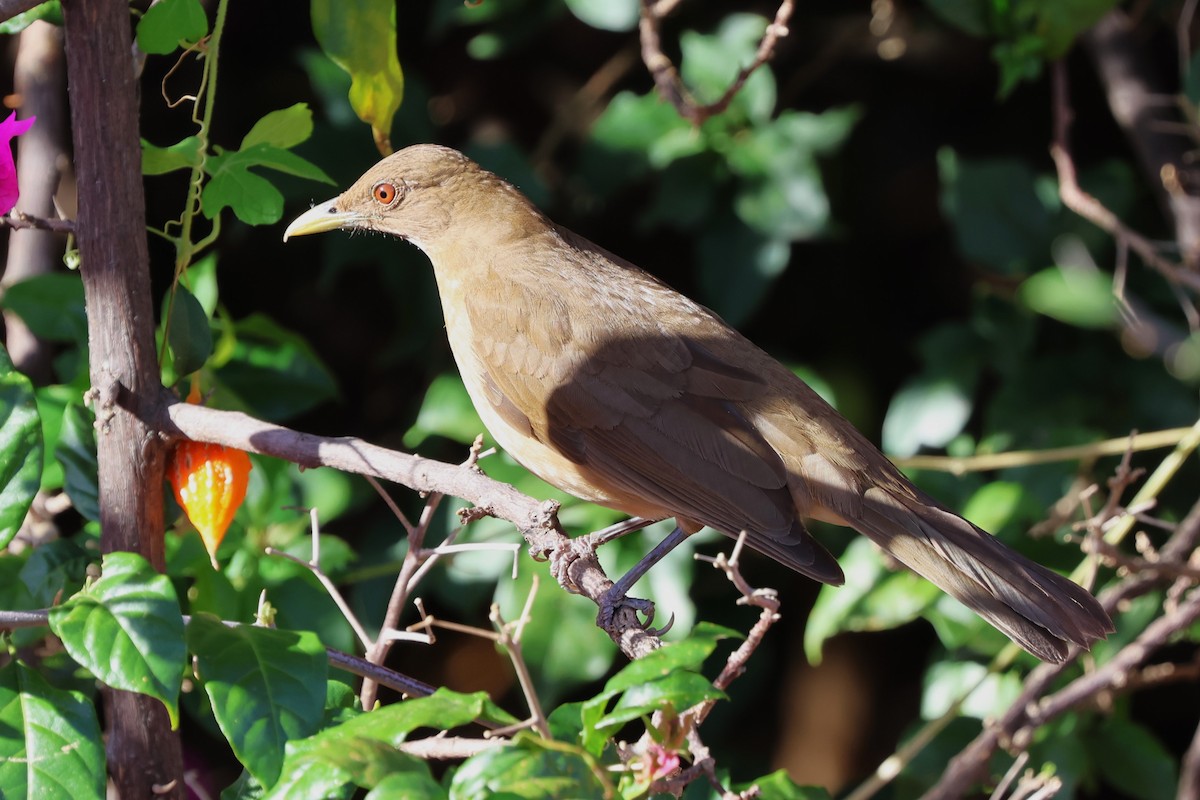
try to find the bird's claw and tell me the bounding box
[597,585,674,636]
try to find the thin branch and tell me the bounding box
[638,0,794,125]
[0,209,75,234]
[132,389,662,660]
[894,426,1194,475]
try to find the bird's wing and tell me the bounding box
[463,261,843,584]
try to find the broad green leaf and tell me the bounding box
[938,149,1057,275]
[202,149,285,225]
[0,273,87,345]
[241,104,316,150]
[55,402,99,523]
[188,614,327,786]
[366,771,447,800]
[19,537,90,608]
[48,552,185,727]
[450,740,605,800]
[215,313,339,421]
[737,771,833,800]
[238,144,334,184]
[1018,265,1117,329]
[680,14,774,122]
[564,0,637,31]
[0,347,42,549]
[141,136,204,176]
[596,670,723,730]
[404,372,485,447]
[311,0,404,153]
[696,217,789,327]
[804,537,939,663]
[0,1,61,34]
[136,0,208,55]
[0,660,105,799]
[1086,716,1177,800]
[268,689,501,798]
[590,90,698,167]
[166,285,212,377]
[882,375,974,458]
[920,660,1022,720]
[961,481,1030,534]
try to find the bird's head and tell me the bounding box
[283,144,534,253]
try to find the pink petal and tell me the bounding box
[0,112,35,214]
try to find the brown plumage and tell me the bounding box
[284,144,1113,663]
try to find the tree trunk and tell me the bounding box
[60,1,183,797]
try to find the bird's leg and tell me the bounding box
[597,525,690,632]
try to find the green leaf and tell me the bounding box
[0,273,87,345]
[241,104,316,150]
[366,771,447,799]
[696,216,790,326]
[48,552,185,727]
[136,0,208,55]
[55,402,99,523]
[404,372,485,448]
[736,770,833,800]
[450,740,606,800]
[920,660,1022,720]
[19,537,90,608]
[938,149,1057,275]
[166,285,213,377]
[596,670,723,731]
[590,90,698,167]
[564,0,637,31]
[0,1,61,35]
[202,150,285,225]
[188,614,327,786]
[882,375,974,458]
[961,481,1030,534]
[141,136,204,176]
[215,313,339,421]
[0,348,42,549]
[268,689,497,798]
[680,14,774,121]
[1018,265,1117,329]
[311,0,405,151]
[804,538,940,662]
[1086,716,1177,800]
[0,660,105,799]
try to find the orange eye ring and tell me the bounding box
[372,181,401,207]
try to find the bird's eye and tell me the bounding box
[372,181,401,207]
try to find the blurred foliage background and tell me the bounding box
[3,0,1200,796]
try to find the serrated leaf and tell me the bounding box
[55,402,99,523]
[0,660,105,799]
[141,136,204,176]
[166,285,213,377]
[188,614,327,786]
[47,552,185,727]
[311,0,404,153]
[449,740,606,800]
[0,347,42,549]
[1018,265,1117,329]
[136,0,208,55]
[0,272,87,345]
[241,104,316,150]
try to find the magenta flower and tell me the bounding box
[0,111,35,214]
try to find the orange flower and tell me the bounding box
[168,441,251,569]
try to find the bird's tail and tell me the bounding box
[855,486,1113,663]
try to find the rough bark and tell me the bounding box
[60,1,183,796]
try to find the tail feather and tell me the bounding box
[858,486,1113,663]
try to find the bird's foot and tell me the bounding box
[548,533,601,594]
[597,584,674,637]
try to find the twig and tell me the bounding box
[265,542,374,651]
[638,0,794,125]
[129,388,660,660]
[490,592,551,739]
[1050,59,1200,295]
[0,210,75,234]
[894,426,1194,475]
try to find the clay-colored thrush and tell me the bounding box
[284,144,1112,662]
